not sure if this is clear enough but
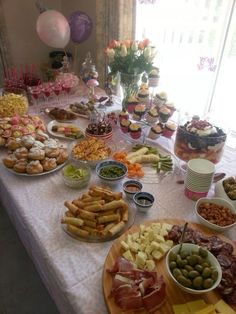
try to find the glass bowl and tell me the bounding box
[70,137,116,168]
[96,160,127,186]
[62,162,91,189]
[174,126,226,164]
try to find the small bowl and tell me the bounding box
[123,180,143,199]
[133,192,154,212]
[215,178,236,209]
[195,197,236,232]
[166,243,222,295]
[62,162,91,189]
[96,160,127,185]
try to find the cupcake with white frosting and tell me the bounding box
[163,121,177,138]
[146,107,159,124]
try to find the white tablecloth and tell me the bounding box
[0,111,236,314]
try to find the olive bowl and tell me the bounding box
[166,243,222,295]
[95,160,127,186]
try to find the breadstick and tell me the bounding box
[64,201,79,215]
[103,199,128,211]
[78,209,98,220]
[83,219,97,228]
[61,217,84,227]
[99,210,116,216]
[99,222,115,237]
[97,213,120,224]
[67,224,89,238]
[72,200,84,208]
[121,208,128,222]
[82,196,102,203]
[108,221,125,236]
[84,203,103,212]
[65,211,74,218]
[81,225,98,236]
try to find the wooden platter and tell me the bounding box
[102,219,236,314]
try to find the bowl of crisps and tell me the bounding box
[0,89,29,117]
[70,137,116,168]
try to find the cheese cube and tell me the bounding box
[160,228,168,237]
[186,300,206,312]
[123,250,134,262]
[140,224,145,233]
[162,223,173,231]
[126,234,133,246]
[154,234,165,243]
[145,245,152,255]
[159,243,170,254]
[214,299,236,314]
[145,260,155,271]
[194,305,215,314]
[120,240,129,251]
[135,252,147,268]
[148,230,155,241]
[130,242,140,253]
[150,241,161,251]
[132,232,140,241]
[152,250,163,260]
[151,222,161,229]
[165,239,174,248]
[172,304,190,314]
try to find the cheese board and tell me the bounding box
[102,219,236,314]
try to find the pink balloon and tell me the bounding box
[36,10,70,48]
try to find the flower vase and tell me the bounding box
[119,72,142,110]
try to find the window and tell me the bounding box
[136,0,236,132]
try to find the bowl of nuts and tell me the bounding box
[195,197,236,232]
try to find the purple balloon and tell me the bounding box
[68,11,93,44]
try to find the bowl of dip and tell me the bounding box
[123,180,143,199]
[133,192,154,212]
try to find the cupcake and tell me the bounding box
[145,107,159,124]
[126,96,139,114]
[120,119,131,133]
[148,123,163,140]
[133,104,146,120]
[159,106,171,123]
[148,69,160,88]
[129,123,142,139]
[137,88,149,104]
[162,121,177,138]
[118,110,129,123]
[154,91,167,109]
[165,102,176,117]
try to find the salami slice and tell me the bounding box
[217,254,232,268]
[220,242,234,256]
[230,261,236,276]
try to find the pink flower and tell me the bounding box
[123,40,131,48]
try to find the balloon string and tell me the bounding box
[73,45,78,74]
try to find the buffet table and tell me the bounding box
[0,106,236,314]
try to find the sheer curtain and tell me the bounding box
[136,0,235,130]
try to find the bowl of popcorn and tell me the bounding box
[0,90,28,118]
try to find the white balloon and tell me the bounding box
[36,10,70,48]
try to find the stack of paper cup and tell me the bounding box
[184,158,215,201]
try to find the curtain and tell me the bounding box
[0,0,11,86]
[95,0,136,85]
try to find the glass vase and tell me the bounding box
[119,72,142,110]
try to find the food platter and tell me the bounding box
[102,219,236,314]
[47,120,85,140]
[4,161,67,177]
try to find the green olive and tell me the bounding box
[203,278,214,289]
[185,265,194,272]
[199,247,208,258]
[195,255,204,264]
[181,269,189,278]
[189,270,200,279]
[187,255,198,266]
[211,270,218,281]
[202,262,210,268]
[173,268,182,278]
[193,276,203,289]
[177,275,192,288]
[180,251,188,259]
[195,264,203,273]
[169,251,177,262]
[169,261,177,270]
[202,267,212,278]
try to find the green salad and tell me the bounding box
[99,165,125,178]
[63,164,89,179]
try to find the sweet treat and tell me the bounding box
[21,135,35,149]
[32,140,45,149]
[56,148,69,164]
[47,107,77,121]
[174,118,227,163]
[52,124,84,139]
[44,139,59,149]
[137,85,149,104]
[0,137,6,146]
[28,147,45,160]
[86,120,112,136]
[0,93,28,118]
[148,68,160,87]
[35,130,49,142]
[41,158,57,171]
[159,106,171,123]
[162,121,177,138]
[13,159,27,173]
[14,147,28,159]
[45,147,60,158]
[165,102,176,117]
[26,160,44,174]
[129,123,142,139]
[118,110,129,123]
[133,104,146,120]
[145,107,159,123]
[148,123,163,139]
[2,154,17,168]
[120,119,131,133]
[154,92,167,109]
[126,96,139,114]
[6,137,22,150]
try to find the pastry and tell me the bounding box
[145,107,159,124]
[0,137,6,146]
[159,106,171,123]
[120,119,131,133]
[154,92,167,109]
[148,123,163,139]
[133,104,146,120]
[13,159,27,173]
[2,154,17,168]
[44,139,58,149]
[56,148,69,164]
[32,140,45,149]
[6,137,22,150]
[41,157,57,171]
[26,160,44,174]
[129,123,142,139]
[162,121,177,138]
[21,135,35,149]
[45,147,60,158]
[28,147,45,160]
[165,102,176,117]
[15,147,28,159]
[35,130,49,142]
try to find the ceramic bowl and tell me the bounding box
[195,197,236,232]
[123,180,143,199]
[133,192,154,212]
[166,243,222,295]
[215,178,236,209]
[96,160,127,185]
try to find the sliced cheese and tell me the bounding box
[152,250,163,260]
[159,242,170,254]
[186,299,206,312]
[154,234,165,243]
[194,305,215,314]
[173,304,191,314]
[214,299,236,314]
[120,240,129,251]
[150,241,161,251]
[130,242,140,253]
[145,259,155,271]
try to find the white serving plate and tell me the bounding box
[47,120,84,141]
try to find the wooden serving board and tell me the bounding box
[102,219,236,314]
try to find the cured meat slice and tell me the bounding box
[116,293,144,310]
[142,278,166,313]
[230,260,236,276]
[220,242,234,256]
[217,254,232,268]
[111,274,134,291]
[107,257,134,273]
